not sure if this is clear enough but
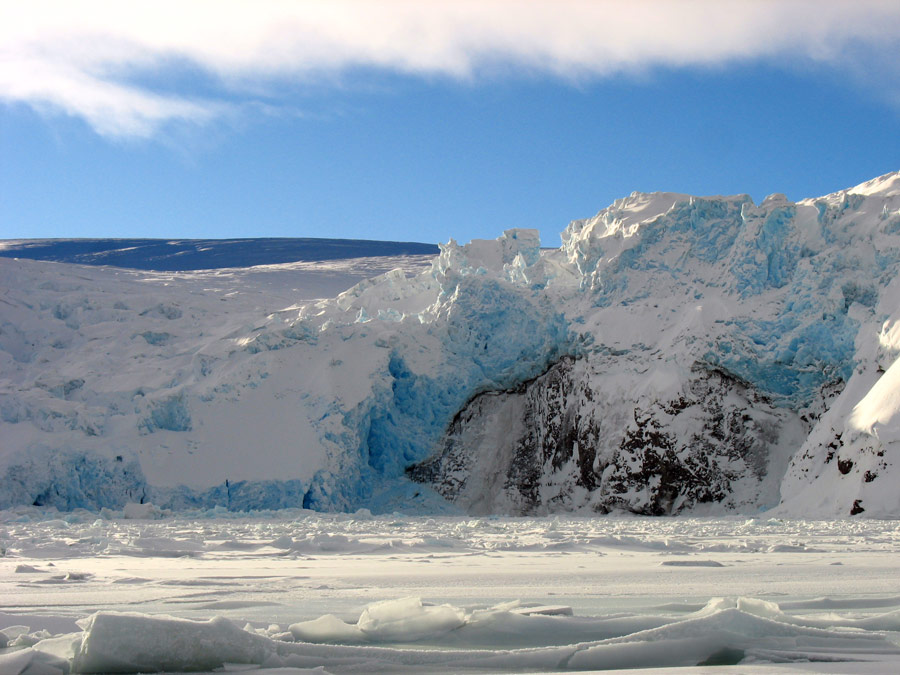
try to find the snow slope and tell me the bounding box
[2,172,900,517]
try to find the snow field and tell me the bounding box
[1,511,900,673]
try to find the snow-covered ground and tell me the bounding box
[2,510,899,673]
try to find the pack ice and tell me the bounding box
[5,596,900,673]
[2,172,900,518]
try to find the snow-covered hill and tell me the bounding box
[3,172,900,518]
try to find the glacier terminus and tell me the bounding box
[2,171,900,519]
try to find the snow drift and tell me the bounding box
[2,172,900,517]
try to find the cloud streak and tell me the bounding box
[3,0,900,138]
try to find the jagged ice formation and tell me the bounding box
[2,173,900,517]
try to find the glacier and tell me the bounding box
[2,172,900,517]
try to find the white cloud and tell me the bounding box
[0,55,217,138]
[2,0,899,138]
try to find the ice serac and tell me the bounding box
[407,172,900,516]
[2,173,900,517]
[296,229,571,513]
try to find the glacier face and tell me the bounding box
[2,173,900,517]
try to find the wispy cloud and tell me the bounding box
[3,0,899,138]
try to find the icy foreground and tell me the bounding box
[2,172,900,517]
[1,512,899,673]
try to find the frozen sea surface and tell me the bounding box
[1,511,899,673]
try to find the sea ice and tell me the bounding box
[2,511,899,673]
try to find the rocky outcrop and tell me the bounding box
[409,357,806,515]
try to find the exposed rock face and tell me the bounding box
[409,356,807,515]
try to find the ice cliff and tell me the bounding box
[2,172,900,517]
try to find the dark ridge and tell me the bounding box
[0,237,440,271]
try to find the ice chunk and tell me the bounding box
[289,614,365,643]
[568,600,900,670]
[31,632,81,664]
[73,612,275,673]
[1,625,32,642]
[356,597,466,642]
[121,502,165,520]
[0,648,70,675]
[8,630,53,648]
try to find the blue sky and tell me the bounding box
[2,1,900,247]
